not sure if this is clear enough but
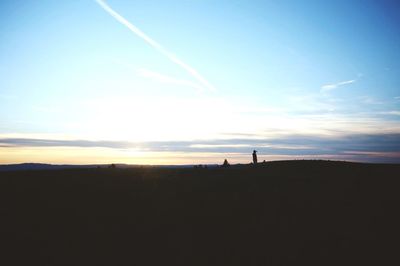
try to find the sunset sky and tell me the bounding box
[1,0,400,164]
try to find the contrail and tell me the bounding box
[95,0,215,91]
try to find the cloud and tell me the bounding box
[380,111,400,116]
[137,68,204,91]
[0,93,16,99]
[2,133,400,163]
[321,79,356,92]
[0,138,133,149]
[95,0,215,92]
[360,96,383,105]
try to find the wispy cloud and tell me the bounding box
[380,111,400,116]
[321,79,356,92]
[359,95,383,105]
[0,93,16,99]
[110,59,203,91]
[2,133,400,162]
[137,68,205,91]
[95,0,215,92]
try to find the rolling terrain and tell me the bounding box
[1,160,399,265]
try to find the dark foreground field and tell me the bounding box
[1,160,399,265]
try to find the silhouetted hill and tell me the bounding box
[0,163,95,171]
[1,160,399,265]
[0,163,217,171]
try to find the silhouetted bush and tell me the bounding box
[222,159,230,167]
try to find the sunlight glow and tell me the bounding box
[1,0,399,164]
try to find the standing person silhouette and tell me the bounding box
[252,150,258,165]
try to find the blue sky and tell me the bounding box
[1,0,399,164]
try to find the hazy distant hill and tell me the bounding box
[0,163,218,171]
[0,163,98,171]
[1,160,399,266]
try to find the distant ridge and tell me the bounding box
[0,163,100,172]
[1,160,397,172]
[0,163,219,172]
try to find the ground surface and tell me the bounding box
[1,160,399,265]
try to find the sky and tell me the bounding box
[1,0,400,164]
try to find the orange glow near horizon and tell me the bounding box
[1,146,395,165]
